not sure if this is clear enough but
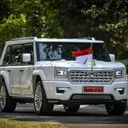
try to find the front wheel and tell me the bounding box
[63,104,80,113]
[0,82,16,112]
[34,81,53,115]
[105,102,127,116]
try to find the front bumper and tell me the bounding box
[43,81,128,104]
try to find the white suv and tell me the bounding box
[0,37,127,115]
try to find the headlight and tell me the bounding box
[115,69,123,78]
[55,68,67,77]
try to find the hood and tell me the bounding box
[36,60,125,69]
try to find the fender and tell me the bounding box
[0,71,11,95]
[33,70,46,81]
[32,70,46,90]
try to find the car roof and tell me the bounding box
[6,37,104,45]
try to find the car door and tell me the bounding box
[19,43,34,97]
[3,45,22,95]
[19,65,33,96]
[6,66,21,95]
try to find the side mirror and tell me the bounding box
[109,54,115,62]
[22,53,31,63]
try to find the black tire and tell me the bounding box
[105,102,127,116]
[34,81,53,115]
[0,82,16,112]
[63,104,80,113]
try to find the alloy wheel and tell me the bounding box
[34,84,43,112]
[0,85,6,109]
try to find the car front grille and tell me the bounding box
[68,70,114,84]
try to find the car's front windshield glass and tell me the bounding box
[36,42,110,62]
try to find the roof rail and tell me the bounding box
[11,37,37,41]
[82,37,95,40]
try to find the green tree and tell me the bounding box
[43,0,128,58]
[0,0,127,59]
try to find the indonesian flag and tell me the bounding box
[72,46,93,63]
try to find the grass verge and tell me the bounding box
[0,118,71,128]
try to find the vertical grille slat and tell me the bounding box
[68,70,114,84]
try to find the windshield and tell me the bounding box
[36,42,110,62]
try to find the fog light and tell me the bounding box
[56,87,71,93]
[115,88,124,95]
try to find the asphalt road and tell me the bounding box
[0,103,128,128]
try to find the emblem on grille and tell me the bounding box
[90,74,93,77]
[87,72,94,78]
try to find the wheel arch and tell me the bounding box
[0,71,11,95]
[32,70,46,91]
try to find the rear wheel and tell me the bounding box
[34,81,53,115]
[63,104,80,113]
[105,102,127,115]
[0,82,16,112]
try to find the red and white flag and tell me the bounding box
[72,46,92,63]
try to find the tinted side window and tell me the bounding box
[3,46,12,65]
[11,44,23,65]
[3,44,23,65]
[3,43,34,65]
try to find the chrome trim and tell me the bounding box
[67,69,115,84]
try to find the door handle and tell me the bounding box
[20,69,24,72]
[7,70,11,72]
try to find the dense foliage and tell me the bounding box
[0,0,127,59]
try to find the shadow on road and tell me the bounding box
[0,110,128,124]
[0,104,128,124]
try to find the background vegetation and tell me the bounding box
[0,0,128,59]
